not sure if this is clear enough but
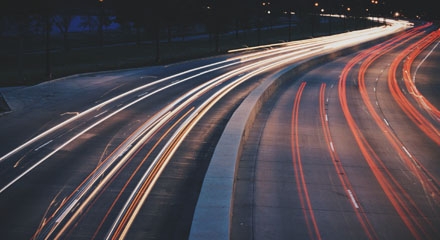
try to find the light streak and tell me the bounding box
[404,29,440,122]
[340,24,439,239]
[389,42,440,145]
[291,82,321,240]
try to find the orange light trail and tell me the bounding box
[319,83,378,240]
[339,24,438,240]
[388,34,440,146]
[355,30,439,238]
[339,50,424,240]
[357,33,440,203]
[291,82,321,240]
[402,29,440,123]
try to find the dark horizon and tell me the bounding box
[0,0,438,19]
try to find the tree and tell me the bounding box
[1,0,95,80]
[113,0,166,62]
[53,14,73,51]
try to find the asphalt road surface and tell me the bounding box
[232,24,440,239]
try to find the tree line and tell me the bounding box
[0,0,434,47]
[0,0,434,80]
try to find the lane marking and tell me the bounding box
[34,140,53,151]
[329,141,334,152]
[94,110,108,118]
[402,146,413,158]
[137,91,149,97]
[413,38,440,83]
[60,112,79,116]
[347,189,360,209]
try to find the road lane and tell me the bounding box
[232,23,439,240]
[233,58,376,239]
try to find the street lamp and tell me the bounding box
[286,10,295,41]
[370,0,378,24]
[312,2,320,37]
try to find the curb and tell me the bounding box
[0,93,11,115]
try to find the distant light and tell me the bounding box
[321,9,324,13]
[394,12,400,17]
[267,10,271,14]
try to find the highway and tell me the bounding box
[0,19,437,239]
[230,23,440,239]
